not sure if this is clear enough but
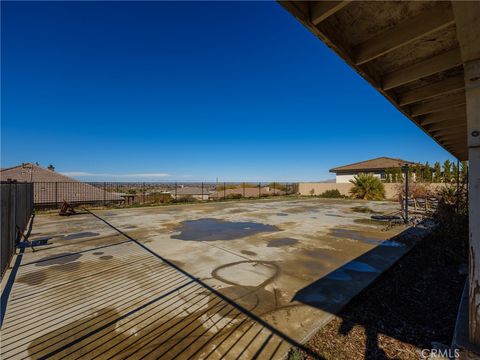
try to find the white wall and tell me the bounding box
[335,172,381,183]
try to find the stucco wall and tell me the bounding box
[298,182,446,200]
[336,173,381,183]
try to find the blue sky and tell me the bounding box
[1,1,454,182]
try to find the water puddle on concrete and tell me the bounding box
[267,238,298,247]
[61,232,99,240]
[35,253,82,266]
[276,213,289,217]
[330,228,401,247]
[171,218,278,241]
[343,261,378,273]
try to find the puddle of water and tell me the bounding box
[267,238,298,247]
[36,253,82,266]
[380,240,405,248]
[171,218,278,241]
[343,261,378,273]
[99,255,113,260]
[93,252,104,255]
[276,213,289,217]
[61,232,99,240]
[241,250,257,256]
[326,269,352,281]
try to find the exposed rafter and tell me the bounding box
[398,75,464,106]
[354,4,454,65]
[409,91,465,116]
[419,106,466,126]
[382,49,462,90]
[310,1,351,25]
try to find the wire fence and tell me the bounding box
[33,182,299,210]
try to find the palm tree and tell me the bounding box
[349,173,386,200]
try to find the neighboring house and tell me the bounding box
[174,186,210,201]
[330,157,420,183]
[0,163,123,205]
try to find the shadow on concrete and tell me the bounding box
[292,225,466,359]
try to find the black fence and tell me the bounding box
[1,181,34,278]
[33,181,299,209]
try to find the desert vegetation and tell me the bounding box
[349,174,386,200]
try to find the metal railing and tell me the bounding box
[1,181,34,278]
[32,181,299,209]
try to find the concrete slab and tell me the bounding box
[1,198,418,359]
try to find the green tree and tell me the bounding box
[433,162,442,182]
[349,173,386,200]
[413,164,423,182]
[460,161,468,183]
[452,162,459,183]
[384,169,391,183]
[443,160,452,183]
[424,162,432,182]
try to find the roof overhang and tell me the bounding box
[278,1,471,160]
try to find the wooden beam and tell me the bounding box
[430,125,466,136]
[398,75,464,106]
[419,106,466,126]
[410,91,465,116]
[310,1,351,25]
[354,4,454,65]
[436,132,466,142]
[427,122,466,133]
[453,0,480,347]
[382,48,462,90]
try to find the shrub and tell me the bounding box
[225,193,242,200]
[319,189,343,198]
[349,174,385,200]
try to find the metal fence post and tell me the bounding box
[175,182,177,200]
[243,182,245,198]
[258,182,261,197]
[201,182,204,201]
[223,182,226,200]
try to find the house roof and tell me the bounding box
[175,187,208,195]
[1,163,123,204]
[330,157,420,173]
[1,163,78,182]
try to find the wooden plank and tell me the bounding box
[398,75,464,106]
[310,1,351,25]
[419,106,466,126]
[410,91,465,116]
[354,4,454,65]
[427,122,466,133]
[430,126,466,136]
[382,49,462,90]
[436,132,466,141]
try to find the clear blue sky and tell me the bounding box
[1,1,454,182]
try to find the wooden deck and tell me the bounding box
[0,214,290,359]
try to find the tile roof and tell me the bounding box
[1,163,123,204]
[330,157,421,173]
